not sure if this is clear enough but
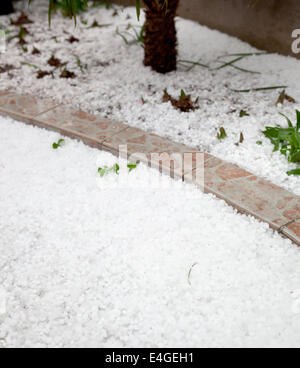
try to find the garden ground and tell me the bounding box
[0,0,300,195]
[1,0,300,348]
[0,115,300,348]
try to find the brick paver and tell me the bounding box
[0,91,299,245]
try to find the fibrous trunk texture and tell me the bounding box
[0,0,14,15]
[143,0,179,74]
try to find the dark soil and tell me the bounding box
[0,64,15,73]
[276,90,296,105]
[60,69,76,79]
[90,20,100,28]
[18,38,27,46]
[37,70,52,79]
[67,36,79,43]
[48,55,67,68]
[163,90,198,113]
[10,12,33,26]
[32,47,41,55]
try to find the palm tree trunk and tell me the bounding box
[143,0,179,74]
[0,0,14,15]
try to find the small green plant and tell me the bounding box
[8,26,29,45]
[98,163,120,177]
[98,162,138,177]
[52,138,65,149]
[116,24,145,46]
[262,110,300,175]
[127,162,138,172]
[217,127,227,140]
[239,110,250,118]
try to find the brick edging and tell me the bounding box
[0,91,299,245]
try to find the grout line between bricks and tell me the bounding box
[34,103,64,117]
[279,218,300,233]
[101,126,130,145]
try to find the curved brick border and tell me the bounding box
[0,91,299,245]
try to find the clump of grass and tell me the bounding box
[54,0,88,19]
[115,24,145,46]
[8,26,29,46]
[178,59,209,71]
[262,110,300,175]
[91,1,114,9]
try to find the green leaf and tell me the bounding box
[296,110,300,131]
[48,0,53,26]
[239,110,250,118]
[180,89,187,100]
[21,62,38,69]
[98,167,107,177]
[52,138,65,149]
[127,162,138,172]
[217,127,227,140]
[289,150,300,163]
[287,169,300,176]
[279,113,293,128]
[136,0,141,21]
[262,110,300,169]
[230,85,288,93]
[112,163,120,175]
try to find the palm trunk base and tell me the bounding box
[144,9,177,74]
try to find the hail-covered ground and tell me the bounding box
[0,1,299,194]
[0,115,300,348]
